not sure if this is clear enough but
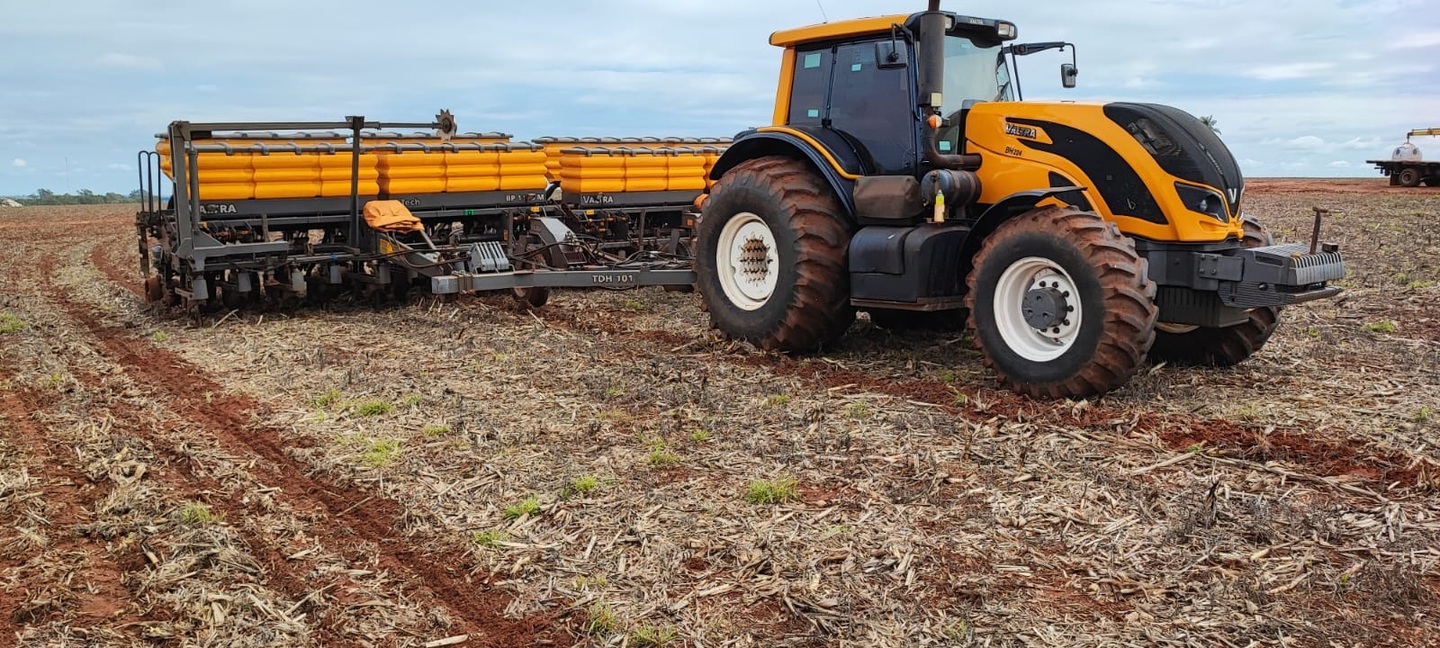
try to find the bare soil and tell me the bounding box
[1,178,1437,647]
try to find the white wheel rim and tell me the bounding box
[715,212,778,311]
[992,256,1083,362]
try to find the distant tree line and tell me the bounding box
[11,189,146,206]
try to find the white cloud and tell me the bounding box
[107,163,131,171]
[1329,160,1351,167]
[1265,135,1329,151]
[1388,30,1440,49]
[1177,37,1220,52]
[96,53,161,70]
[1339,137,1384,150]
[1244,62,1334,80]
[11,159,26,168]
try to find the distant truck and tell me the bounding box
[1367,128,1440,187]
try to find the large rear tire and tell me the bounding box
[696,156,852,352]
[966,206,1157,399]
[1147,217,1281,367]
[1398,167,1423,187]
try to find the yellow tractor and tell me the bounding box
[695,1,1346,398]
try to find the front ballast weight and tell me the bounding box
[1144,232,1345,321]
[1215,243,1344,308]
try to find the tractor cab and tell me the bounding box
[766,10,1077,179]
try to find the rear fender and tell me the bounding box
[711,129,864,220]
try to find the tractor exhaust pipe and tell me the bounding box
[917,1,978,170]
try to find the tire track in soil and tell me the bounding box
[90,242,143,301]
[22,251,365,645]
[61,367,368,648]
[66,248,570,647]
[54,243,432,648]
[538,303,1432,490]
[0,380,139,635]
[0,383,39,642]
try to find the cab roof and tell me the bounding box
[769,14,911,47]
[769,12,1013,48]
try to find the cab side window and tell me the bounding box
[788,47,831,126]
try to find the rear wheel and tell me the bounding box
[508,231,554,308]
[511,286,550,308]
[1398,167,1423,187]
[696,156,852,352]
[966,206,1157,399]
[1148,217,1281,367]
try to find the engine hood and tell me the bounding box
[962,100,1246,243]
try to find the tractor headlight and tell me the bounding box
[996,21,1017,40]
[1175,182,1228,223]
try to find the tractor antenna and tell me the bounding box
[815,0,829,22]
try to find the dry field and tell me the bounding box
[0,178,1437,647]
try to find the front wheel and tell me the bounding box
[966,207,1157,399]
[695,156,853,352]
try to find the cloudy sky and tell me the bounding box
[1,0,1435,196]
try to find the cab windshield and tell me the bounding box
[937,35,1012,152]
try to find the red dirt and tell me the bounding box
[90,243,144,300]
[534,301,1431,491]
[44,249,571,647]
[0,381,138,632]
[29,255,358,643]
[1246,177,1440,195]
[751,355,1437,490]
[1031,575,1133,621]
[797,483,862,508]
[1151,416,1430,488]
[65,366,368,648]
[682,556,709,573]
[1383,302,1440,343]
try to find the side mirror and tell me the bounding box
[876,40,909,69]
[1061,63,1078,89]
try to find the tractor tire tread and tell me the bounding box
[699,156,851,352]
[966,206,1158,398]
